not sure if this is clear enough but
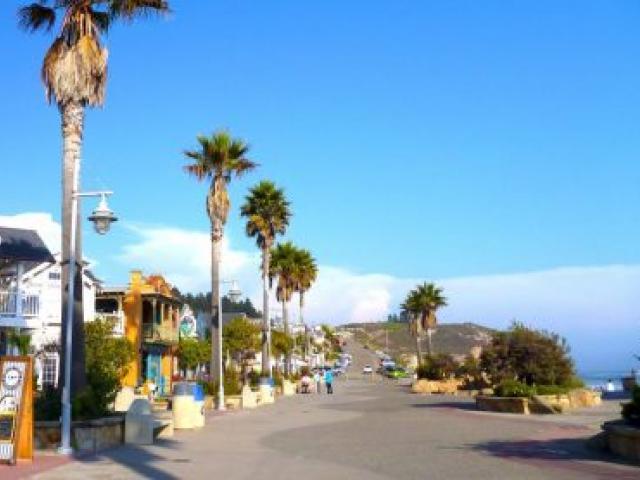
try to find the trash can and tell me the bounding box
[172,382,195,429]
[192,383,205,428]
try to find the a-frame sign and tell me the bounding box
[0,356,33,465]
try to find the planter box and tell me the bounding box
[601,421,640,463]
[476,395,530,414]
[282,380,297,397]
[225,395,242,410]
[412,379,463,395]
[204,395,215,410]
[35,416,124,453]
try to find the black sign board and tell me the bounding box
[0,414,14,442]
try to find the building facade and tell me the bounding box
[95,271,181,395]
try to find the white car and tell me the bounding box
[362,365,373,374]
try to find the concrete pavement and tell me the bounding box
[15,342,640,479]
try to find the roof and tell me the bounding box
[0,227,55,263]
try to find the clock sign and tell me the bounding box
[2,368,21,390]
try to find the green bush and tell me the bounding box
[535,384,568,395]
[416,354,457,380]
[481,322,576,387]
[622,385,640,426]
[34,386,61,421]
[494,379,537,398]
[247,370,261,389]
[224,368,242,396]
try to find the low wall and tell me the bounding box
[476,396,530,414]
[35,416,124,453]
[411,379,464,395]
[225,395,242,410]
[601,421,640,463]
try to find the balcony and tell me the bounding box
[142,322,178,344]
[0,289,41,329]
[95,312,125,336]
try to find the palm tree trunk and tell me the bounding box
[261,247,271,376]
[426,328,433,357]
[415,335,423,366]
[210,220,222,386]
[283,299,290,376]
[59,101,86,397]
[300,294,310,361]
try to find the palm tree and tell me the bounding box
[401,283,448,362]
[292,248,317,361]
[18,0,169,394]
[240,181,292,377]
[269,242,298,376]
[184,131,256,386]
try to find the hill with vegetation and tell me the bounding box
[340,321,494,360]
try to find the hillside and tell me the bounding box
[340,322,494,360]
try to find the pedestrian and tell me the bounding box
[606,379,615,392]
[314,369,322,394]
[325,368,334,394]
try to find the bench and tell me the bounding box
[125,399,174,445]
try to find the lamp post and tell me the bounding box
[58,190,117,455]
[215,279,242,411]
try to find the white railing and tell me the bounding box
[95,312,125,336]
[0,290,40,317]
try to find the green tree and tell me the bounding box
[401,283,448,361]
[8,330,31,355]
[222,316,260,380]
[271,329,294,374]
[480,322,576,387]
[269,242,299,375]
[18,0,168,399]
[177,338,211,375]
[183,131,256,386]
[240,180,292,376]
[80,318,135,418]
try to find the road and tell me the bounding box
[27,341,639,479]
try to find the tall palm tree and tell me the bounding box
[401,282,448,362]
[240,180,292,377]
[18,0,169,394]
[269,242,298,376]
[401,290,424,364]
[292,248,317,361]
[184,131,256,386]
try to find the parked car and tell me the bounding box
[362,365,373,374]
[387,367,409,379]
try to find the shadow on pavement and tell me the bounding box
[70,438,182,480]
[469,437,640,479]
[410,401,477,411]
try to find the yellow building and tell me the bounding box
[95,271,181,395]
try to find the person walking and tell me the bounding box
[324,368,334,395]
[314,369,322,394]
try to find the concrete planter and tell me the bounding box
[601,421,640,463]
[204,395,215,410]
[282,379,297,397]
[476,396,530,414]
[412,379,463,395]
[35,416,124,453]
[225,395,242,410]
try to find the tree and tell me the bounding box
[240,180,291,376]
[8,330,31,355]
[292,247,317,361]
[223,316,260,383]
[18,0,168,399]
[401,283,447,361]
[480,322,576,387]
[177,338,210,377]
[183,131,256,388]
[269,242,299,375]
[271,329,294,374]
[81,318,135,418]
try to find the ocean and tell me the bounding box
[579,370,637,391]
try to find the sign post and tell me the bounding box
[0,356,33,465]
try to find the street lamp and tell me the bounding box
[216,279,242,411]
[59,190,117,455]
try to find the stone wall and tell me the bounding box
[35,416,124,453]
[476,396,530,414]
[601,421,640,463]
[411,379,464,395]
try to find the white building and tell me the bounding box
[0,226,100,387]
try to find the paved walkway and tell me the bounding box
[4,343,639,479]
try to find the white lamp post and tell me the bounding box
[58,190,117,455]
[215,279,242,411]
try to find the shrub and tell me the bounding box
[417,354,457,380]
[480,322,575,387]
[224,368,242,396]
[535,384,569,395]
[247,370,261,389]
[34,386,61,421]
[494,379,536,398]
[622,385,640,426]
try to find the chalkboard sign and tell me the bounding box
[0,414,13,442]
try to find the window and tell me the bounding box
[42,354,59,388]
[48,271,61,281]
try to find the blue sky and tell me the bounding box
[1,1,639,372]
